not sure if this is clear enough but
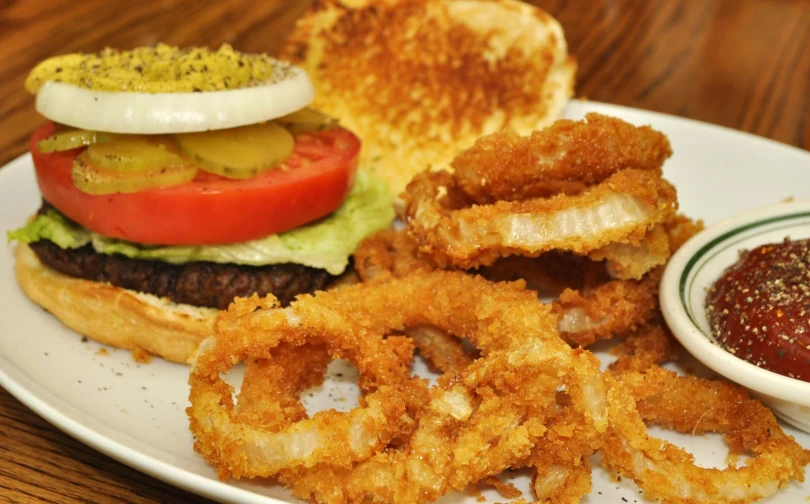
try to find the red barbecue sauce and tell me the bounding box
[706,238,810,382]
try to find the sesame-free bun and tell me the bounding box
[282,0,576,198]
[15,243,216,364]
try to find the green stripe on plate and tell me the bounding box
[678,211,810,329]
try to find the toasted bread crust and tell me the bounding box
[282,0,576,197]
[15,243,216,364]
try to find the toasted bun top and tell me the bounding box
[281,0,576,198]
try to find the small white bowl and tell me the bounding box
[660,200,810,433]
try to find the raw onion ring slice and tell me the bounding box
[35,64,314,134]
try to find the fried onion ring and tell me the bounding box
[233,343,332,430]
[282,344,607,504]
[525,383,607,504]
[188,294,424,479]
[190,271,555,481]
[607,317,682,373]
[452,113,672,205]
[602,367,810,504]
[354,229,437,283]
[554,269,660,348]
[279,273,607,503]
[587,223,671,280]
[354,228,665,350]
[532,461,592,504]
[554,215,702,347]
[403,168,678,269]
[354,231,475,373]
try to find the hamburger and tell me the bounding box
[8,44,394,363]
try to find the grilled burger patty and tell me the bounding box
[29,239,335,309]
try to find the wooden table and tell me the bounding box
[0,0,808,502]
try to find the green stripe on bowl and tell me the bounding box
[678,211,810,332]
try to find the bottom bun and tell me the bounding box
[15,242,217,364]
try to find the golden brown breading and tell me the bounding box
[453,113,672,204]
[403,168,678,269]
[282,0,575,198]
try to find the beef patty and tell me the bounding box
[29,239,336,310]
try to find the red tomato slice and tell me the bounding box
[30,123,360,245]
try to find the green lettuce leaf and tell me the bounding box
[7,168,394,275]
[7,210,93,248]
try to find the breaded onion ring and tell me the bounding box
[452,113,672,205]
[532,462,592,504]
[354,229,665,350]
[607,317,682,373]
[403,168,678,269]
[278,273,607,503]
[190,271,555,481]
[354,229,437,283]
[283,345,607,504]
[188,294,424,479]
[526,384,608,503]
[602,367,810,504]
[587,223,671,280]
[555,215,702,347]
[356,229,610,294]
[354,231,475,373]
[554,269,660,348]
[233,343,332,430]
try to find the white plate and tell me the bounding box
[2,100,810,504]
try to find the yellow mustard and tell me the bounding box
[25,44,286,93]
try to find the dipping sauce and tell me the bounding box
[706,238,810,382]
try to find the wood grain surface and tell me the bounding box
[0,0,809,503]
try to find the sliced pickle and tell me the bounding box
[174,122,295,179]
[36,129,114,153]
[276,107,339,135]
[72,151,198,194]
[87,138,186,172]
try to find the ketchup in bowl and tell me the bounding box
[706,238,810,382]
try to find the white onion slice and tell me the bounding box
[34,65,314,134]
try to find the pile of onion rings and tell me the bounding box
[189,271,608,499]
[402,114,679,275]
[187,114,809,503]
